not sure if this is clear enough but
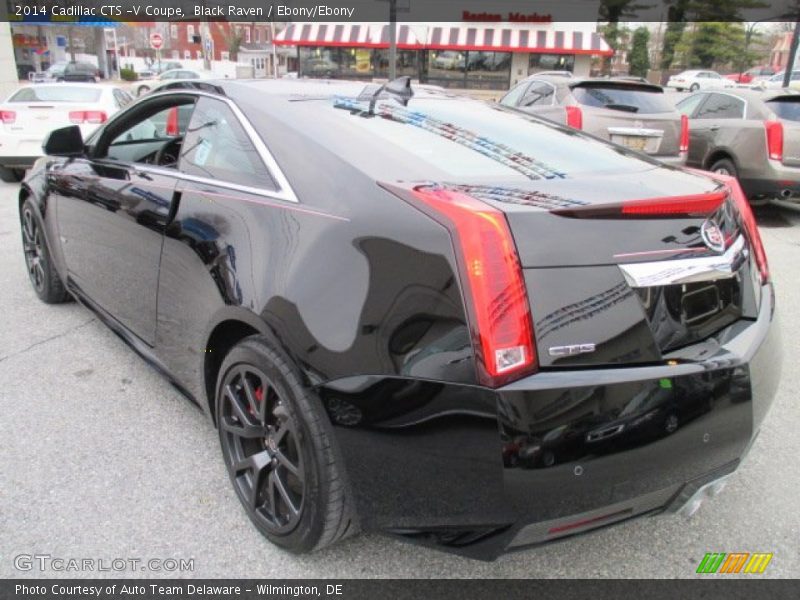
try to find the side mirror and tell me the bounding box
[42,125,84,157]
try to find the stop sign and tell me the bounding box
[149,33,163,50]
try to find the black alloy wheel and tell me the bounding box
[22,206,45,293]
[219,365,306,533]
[216,337,356,552]
[21,201,69,303]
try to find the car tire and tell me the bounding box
[0,166,23,183]
[137,85,150,96]
[20,199,70,304]
[709,158,737,178]
[216,336,358,554]
[689,83,699,92]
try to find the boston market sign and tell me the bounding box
[462,10,553,22]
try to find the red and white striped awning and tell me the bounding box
[275,23,424,49]
[275,23,612,57]
[426,25,612,56]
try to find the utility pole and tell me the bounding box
[388,0,397,79]
[783,21,800,88]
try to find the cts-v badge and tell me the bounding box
[548,343,597,357]
[701,218,726,253]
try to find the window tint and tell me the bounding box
[323,96,656,181]
[695,94,744,119]
[767,98,800,121]
[675,93,707,117]
[112,89,132,108]
[500,82,528,107]
[179,97,276,189]
[571,85,674,114]
[520,82,555,107]
[108,104,193,148]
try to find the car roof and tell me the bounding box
[689,87,800,102]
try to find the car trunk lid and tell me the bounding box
[569,81,682,157]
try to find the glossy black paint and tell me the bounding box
[19,80,781,559]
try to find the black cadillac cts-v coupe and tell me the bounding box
[19,78,780,559]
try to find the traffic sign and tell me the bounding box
[150,32,163,50]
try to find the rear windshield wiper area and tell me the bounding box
[602,103,640,113]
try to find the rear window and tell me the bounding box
[767,98,800,121]
[315,96,655,181]
[9,86,102,103]
[571,85,675,114]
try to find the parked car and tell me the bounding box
[0,83,132,182]
[135,69,214,96]
[676,88,800,202]
[666,70,733,92]
[500,76,688,165]
[725,65,778,84]
[752,70,800,91]
[30,61,100,83]
[20,78,778,559]
[431,51,465,70]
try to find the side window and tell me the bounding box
[101,102,196,165]
[179,97,277,190]
[675,93,707,117]
[520,82,555,107]
[112,89,132,108]
[500,82,529,107]
[695,94,744,119]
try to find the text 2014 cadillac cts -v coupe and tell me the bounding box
[19,78,780,560]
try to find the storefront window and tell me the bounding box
[298,47,374,80]
[373,50,419,79]
[466,52,511,89]
[426,50,511,90]
[529,53,575,75]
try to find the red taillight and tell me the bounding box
[165,107,179,136]
[69,110,107,124]
[727,178,769,283]
[565,105,583,130]
[0,110,15,124]
[621,191,726,216]
[765,120,783,161]
[555,191,726,219]
[407,186,537,387]
[679,114,689,154]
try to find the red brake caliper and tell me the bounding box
[253,386,264,416]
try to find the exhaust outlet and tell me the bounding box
[675,475,732,519]
[780,189,793,198]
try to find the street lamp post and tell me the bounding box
[783,21,800,88]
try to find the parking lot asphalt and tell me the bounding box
[1,181,798,579]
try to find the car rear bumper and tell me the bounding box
[653,153,687,167]
[0,155,39,169]
[740,161,800,200]
[319,284,780,560]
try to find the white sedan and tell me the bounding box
[0,83,133,182]
[666,70,733,92]
[752,70,800,91]
[135,69,215,96]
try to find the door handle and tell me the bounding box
[133,170,153,181]
[708,125,720,132]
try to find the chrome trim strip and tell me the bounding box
[618,235,747,287]
[607,127,664,138]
